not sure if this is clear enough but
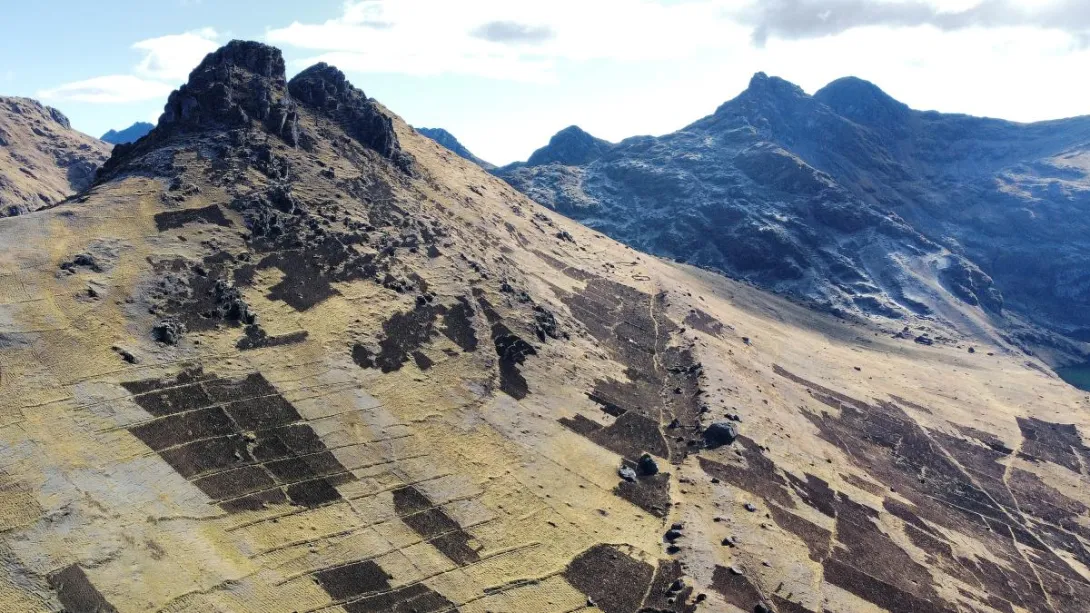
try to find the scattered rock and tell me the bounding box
[704,422,739,447]
[60,253,103,274]
[744,502,758,512]
[638,453,659,476]
[152,319,185,345]
[618,466,637,482]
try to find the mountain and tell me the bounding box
[494,73,1090,360]
[526,124,614,167]
[1,41,1089,613]
[0,96,111,216]
[101,121,154,145]
[415,126,494,169]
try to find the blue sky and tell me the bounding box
[4,0,1090,164]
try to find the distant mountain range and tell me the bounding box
[493,73,1090,355]
[101,121,154,145]
[415,126,494,169]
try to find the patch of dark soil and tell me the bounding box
[613,457,671,517]
[353,297,478,374]
[562,544,655,613]
[557,277,704,464]
[1017,417,1090,475]
[48,565,118,613]
[710,565,767,613]
[236,325,308,350]
[769,594,820,613]
[154,204,231,231]
[683,308,726,337]
[774,364,1090,612]
[392,486,479,565]
[123,369,351,512]
[440,296,478,352]
[476,293,537,399]
[561,411,669,463]
[698,437,795,510]
[766,504,831,562]
[313,558,455,613]
[642,559,698,613]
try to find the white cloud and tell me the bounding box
[38,28,218,104]
[133,28,220,81]
[266,0,750,81]
[38,75,175,104]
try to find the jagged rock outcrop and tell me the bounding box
[0,96,111,216]
[3,40,1090,613]
[288,62,414,173]
[101,122,154,145]
[415,127,494,169]
[495,72,1090,352]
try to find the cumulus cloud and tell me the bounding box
[133,28,220,80]
[38,75,175,104]
[38,28,218,104]
[266,0,744,81]
[744,0,1090,46]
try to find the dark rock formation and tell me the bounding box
[525,125,613,167]
[288,62,414,173]
[704,422,739,448]
[159,40,297,140]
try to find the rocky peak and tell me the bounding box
[157,40,297,142]
[526,125,613,167]
[288,62,414,173]
[712,72,816,130]
[738,72,808,104]
[814,76,912,133]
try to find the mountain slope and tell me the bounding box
[1,41,1089,613]
[101,121,154,145]
[0,96,111,216]
[416,126,494,169]
[494,74,1090,358]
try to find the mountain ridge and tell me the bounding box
[0,95,112,216]
[495,72,1090,361]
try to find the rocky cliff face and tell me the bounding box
[2,41,1089,613]
[416,127,494,169]
[0,96,112,216]
[495,73,1090,356]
